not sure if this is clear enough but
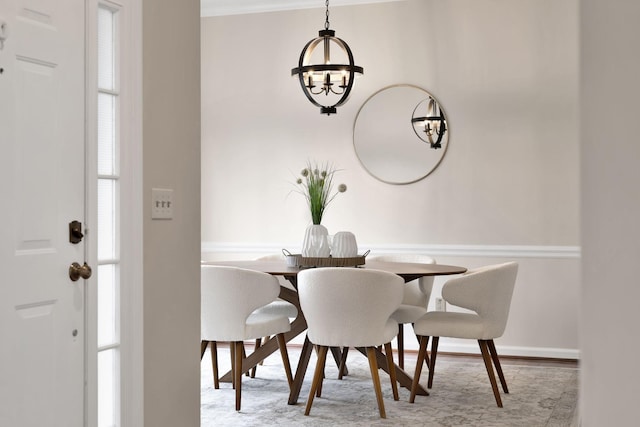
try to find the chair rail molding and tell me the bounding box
[201,242,581,259]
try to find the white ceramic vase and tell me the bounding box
[301,224,330,257]
[331,231,358,258]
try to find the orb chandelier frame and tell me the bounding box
[411,97,448,149]
[291,0,364,115]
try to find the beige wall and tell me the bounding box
[580,0,640,425]
[143,0,201,426]
[201,0,580,358]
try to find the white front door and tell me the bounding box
[0,1,87,426]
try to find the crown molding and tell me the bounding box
[201,0,405,17]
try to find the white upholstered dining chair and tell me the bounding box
[253,253,299,317]
[409,262,519,407]
[370,254,436,370]
[248,253,298,377]
[200,265,294,411]
[297,267,404,418]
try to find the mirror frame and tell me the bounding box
[353,84,450,185]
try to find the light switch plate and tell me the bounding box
[151,188,173,219]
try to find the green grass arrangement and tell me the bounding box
[295,161,347,225]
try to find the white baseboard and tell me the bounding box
[435,342,580,360]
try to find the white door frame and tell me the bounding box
[116,0,144,424]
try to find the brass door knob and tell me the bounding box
[69,262,92,281]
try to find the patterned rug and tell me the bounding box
[201,347,578,426]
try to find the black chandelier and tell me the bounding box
[291,0,364,115]
[411,97,447,149]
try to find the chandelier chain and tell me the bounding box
[325,0,330,30]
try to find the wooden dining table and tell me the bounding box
[201,258,467,405]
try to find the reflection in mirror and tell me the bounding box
[411,97,447,149]
[353,85,449,184]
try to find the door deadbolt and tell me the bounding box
[69,220,84,244]
[69,262,92,281]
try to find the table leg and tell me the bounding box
[355,346,428,396]
[329,347,348,376]
[288,335,313,405]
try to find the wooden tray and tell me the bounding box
[283,250,369,268]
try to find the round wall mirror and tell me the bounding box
[353,84,449,184]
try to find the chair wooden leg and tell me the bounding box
[487,339,509,393]
[250,338,261,378]
[424,348,431,370]
[316,366,324,398]
[479,339,503,407]
[201,340,209,360]
[366,347,386,418]
[277,333,293,387]
[338,347,349,379]
[384,342,399,401]
[242,343,249,377]
[397,324,405,370]
[413,324,430,370]
[314,346,327,397]
[234,341,244,411]
[230,343,236,389]
[210,341,219,389]
[427,336,439,389]
[305,345,328,416]
[410,335,429,403]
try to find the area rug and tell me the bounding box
[201,347,578,426]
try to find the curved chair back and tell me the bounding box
[255,253,296,291]
[369,254,436,306]
[201,265,280,341]
[442,261,518,339]
[297,268,404,348]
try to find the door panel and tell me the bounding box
[15,56,58,252]
[0,0,86,426]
